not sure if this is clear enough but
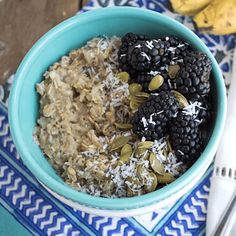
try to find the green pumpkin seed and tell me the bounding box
[148,75,164,91]
[137,165,149,181]
[167,141,173,152]
[103,179,115,193]
[129,83,142,95]
[117,72,130,83]
[130,100,142,111]
[135,147,147,158]
[118,152,132,165]
[126,176,142,197]
[168,64,180,79]
[128,95,147,103]
[120,144,132,156]
[172,90,189,108]
[137,141,154,149]
[134,92,150,98]
[142,152,150,160]
[163,149,168,158]
[149,152,165,175]
[125,177,133,196]
[127,188,133,197]
[144,172,158,193]
[136,165,143,180]
[115,123,133,130]
[156,173,175,184]
[127,187,143,197]
[110,136,131,152]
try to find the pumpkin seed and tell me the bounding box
[110,136,131,152]
[126,176,132,183]
[134,92,150,98]
[132,177,142,187]
[129,83,142,95]
[137,165,149,181]
[142,152,150,160]
[135,147,147,158]
[156,173,175,184]
[144,172,158,193]
[127,187,134,197]
[128,95,147,103]
[163,149,168,158]
[120,144,132,156]
[118,152,132,165]
[149,152,165,175]
[148,75,164,91]
[127,187,143,197]
[168,64,180,79]
[103,179,115,193]
[137,141,154,149]
[167,141,173,152]
[172,90,189,108]
[126,177,142,197]
[117,71,130,83]
[115,123,133,130]
[130,100,142,111]
[136,165,143,180]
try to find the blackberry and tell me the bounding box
[161,36,192,65]
[128,39,169,72]
[175,51,212,100]
[118,33,147,73]
[132,92,179,140]
[136,70,171,93]
[170,112,203,165]
[190,96,213,125]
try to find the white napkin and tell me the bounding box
[206,49,236,235]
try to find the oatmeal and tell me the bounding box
[35,37,133,196]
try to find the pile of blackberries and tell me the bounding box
[118,33,213,165]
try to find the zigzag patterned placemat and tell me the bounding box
[0,1,236,235]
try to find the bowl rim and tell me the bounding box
[9,6,227,210]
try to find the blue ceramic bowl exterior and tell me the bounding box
[9,7,226,210]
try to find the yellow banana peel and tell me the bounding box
[170,0,212,16]
[194,0,236,35]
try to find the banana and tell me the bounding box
[170,0,212,16]
[194,0,236,35]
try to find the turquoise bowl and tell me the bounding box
[9,7,226,216]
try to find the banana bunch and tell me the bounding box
[170,0,236,35]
